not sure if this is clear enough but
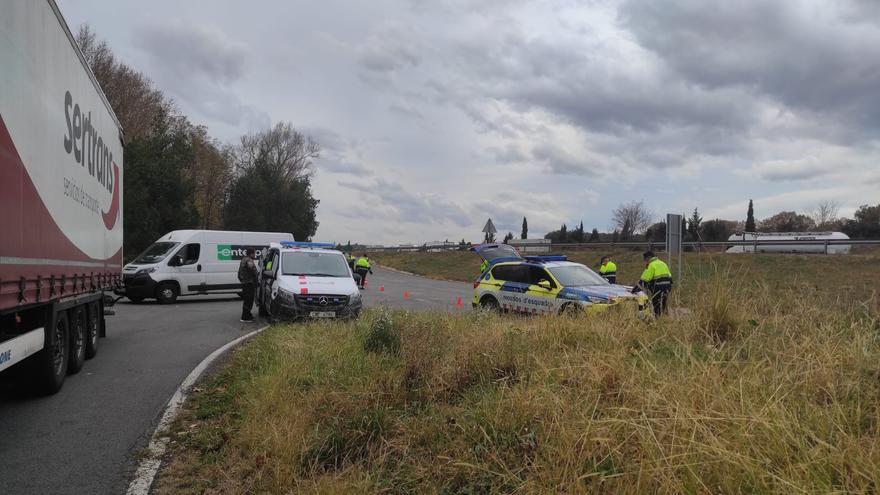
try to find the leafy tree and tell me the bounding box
[645,221,666,242]
[745,199,756,232]
[589,228,600,242]
[687,207,703,241]
[123,110,200,256]
[521,217,528,239]
[842,204,880,238]
[503,232,514,244]
[701,219,737,241]
[759,211,815,232]
[611,229,620,243]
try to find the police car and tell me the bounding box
[471,244,647,315]
[256,242,362,320]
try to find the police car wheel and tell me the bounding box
[560,303,580,317]
[479,296,500,312]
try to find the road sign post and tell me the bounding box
[666,213,683,284]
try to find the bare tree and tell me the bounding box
[612,201,652,240]
[188,126,233,229]
[235,122,319,182]
[811,200,840,230]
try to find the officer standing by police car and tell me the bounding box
[355,253,372,289]
[633,251,673,316]
[598,256,617,284]
[238,247,259,322]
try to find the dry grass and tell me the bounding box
[154,260,880,494]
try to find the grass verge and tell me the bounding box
[154,269,880,494]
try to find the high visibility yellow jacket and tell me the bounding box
[640,257,672,289]
[599,261,617,275]
[356,257,371,269]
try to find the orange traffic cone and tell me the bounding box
[379,285,385,292]
[456,296,463,307]
[403,291,410,299]
[364,278,369,288]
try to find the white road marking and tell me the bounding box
[125,324,269,495]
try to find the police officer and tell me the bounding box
[237,247,259,322]
[598,256,617,284]
[347,253,356,271]
[355,253,372,289]
[633,251,673,316]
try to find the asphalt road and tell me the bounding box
[0,266,470,494]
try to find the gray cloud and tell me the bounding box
[320,160,371,177]
[619,0,880,135]
[339,178,471,227]
[134,21,246,83]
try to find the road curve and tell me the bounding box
[0,266,471,494]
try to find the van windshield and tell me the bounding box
[282,252,350,277]
[133,242,179,264]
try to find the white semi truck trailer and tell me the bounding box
[0,0,124,394]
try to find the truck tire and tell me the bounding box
[156,282,179,304]
[33,311,69,395]
[67,307,87,374]
[85,301,100,359]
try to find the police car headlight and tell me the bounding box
[136,267,157,275]
[349,290,361,302]
[277,288,297,304]
[585,295,607,304]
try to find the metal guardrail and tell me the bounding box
[365,239,880,254]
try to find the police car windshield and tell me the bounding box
[133,242,179,264]
[282,252,350,277]
[548,265,608,286]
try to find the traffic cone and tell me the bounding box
[379,285,385,292]
[403,291,410,299]
[456,296,463,307]
[364,278,369,288]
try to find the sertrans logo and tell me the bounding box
[62,90,120,230]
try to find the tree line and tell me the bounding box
[539,199,880,244]
[75,26,320,258]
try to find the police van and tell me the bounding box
[121,230,294,303]
[256,242,362,320]
[471,244,647,315]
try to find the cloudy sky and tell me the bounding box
[58,0,880,244]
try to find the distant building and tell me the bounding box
[509,238,551,254]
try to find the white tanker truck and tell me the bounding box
[726,232,851,254]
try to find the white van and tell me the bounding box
[120,230,294,303]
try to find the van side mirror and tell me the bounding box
[262,269,274,279]
[169,255,183,267]
[538,280,552,290]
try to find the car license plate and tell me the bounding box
[309,311,336,318]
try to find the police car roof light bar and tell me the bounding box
[524,255,568,263]
[280,241,336,249]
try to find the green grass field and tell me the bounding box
[154,251,880,494]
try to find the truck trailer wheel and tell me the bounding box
[85,302,100,359]
[32,311,69,395]
[155,282,179,304]
[67,307,87,374]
